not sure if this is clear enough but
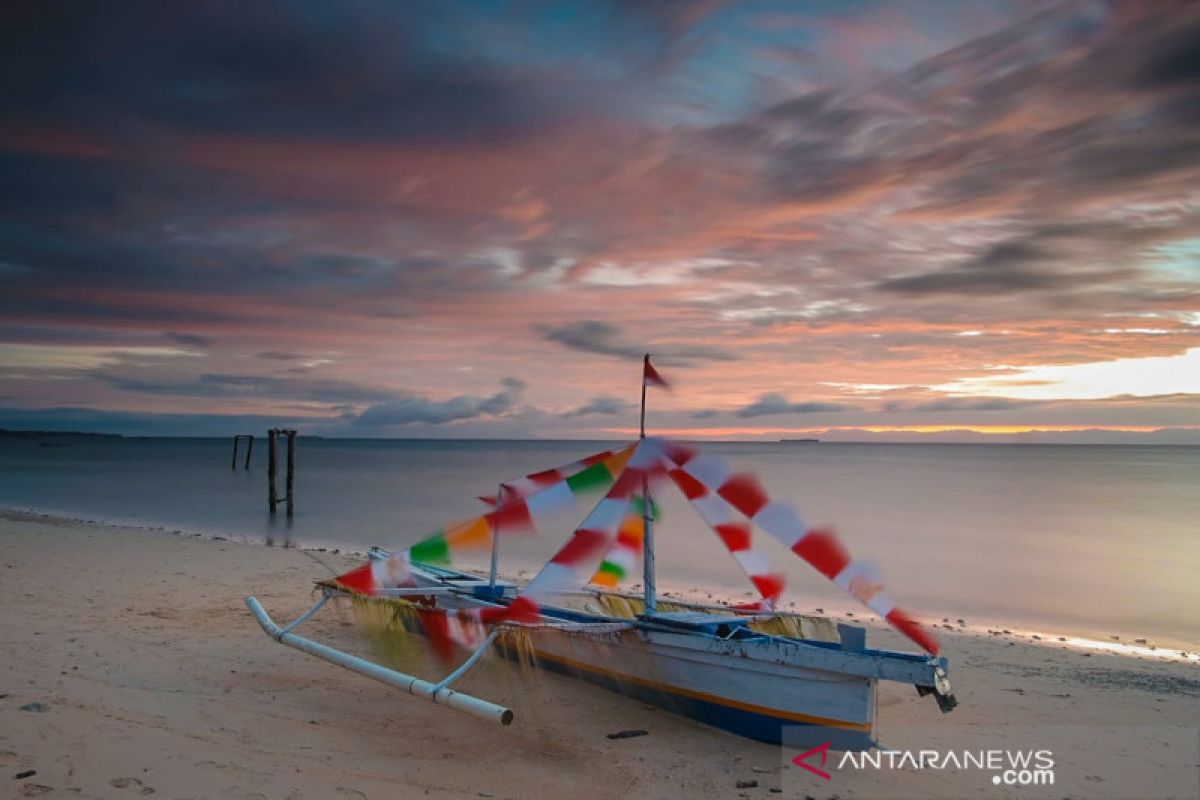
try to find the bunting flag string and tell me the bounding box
[336,434,938,657]
[665,465,786,609]
[588,496,658,589]
[663,443,940,655]
[335,443,637,596]
[524,438,668,601]
[477,447,620,506]
[418,596,543,663]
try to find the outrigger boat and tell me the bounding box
[247,356,956,747]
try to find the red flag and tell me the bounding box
[643,354,669,389]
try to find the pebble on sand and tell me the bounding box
[606,729,649,740]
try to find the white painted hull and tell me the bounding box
[392,566,951,746]
[509,621,877,746]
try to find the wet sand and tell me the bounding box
[1,510,1197,799]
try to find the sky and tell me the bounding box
[1,0,1199,442]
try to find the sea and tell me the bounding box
[1,435,1197,650]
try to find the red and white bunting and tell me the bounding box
[665,443,940,655]
[419,596,543,662]
[666,466,786,608]
[524,439,668,601]
[492,448,615,503]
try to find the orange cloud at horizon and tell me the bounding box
[607,424,1197,439]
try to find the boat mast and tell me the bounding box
[488,483,503,596]
[640,353,656,615]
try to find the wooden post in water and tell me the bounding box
[267,429,278,513]
[285,430,296,517]
[232,435,254,470]
[266,428,297,515]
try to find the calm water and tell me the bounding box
[1,436,1197,648]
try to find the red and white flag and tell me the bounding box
[643,354,669,389]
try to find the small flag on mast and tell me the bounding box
[643,354,669,389]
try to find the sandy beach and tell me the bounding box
[2,510,1197,800]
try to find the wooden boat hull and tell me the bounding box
[375,567,954,747]
[499,622,876,747]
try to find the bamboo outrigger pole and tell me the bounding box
[246,596,513,725]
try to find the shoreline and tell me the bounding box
[1,510,1197,798]
[5,505,1197,664]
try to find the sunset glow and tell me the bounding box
[607,425,1191,441]
[934,348,1200,401]
[1,2,1199,442]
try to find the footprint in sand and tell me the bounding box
[20,785,53,797]
[335,790,367,800]
[109,777,155,793]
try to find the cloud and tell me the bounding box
[537,321,643,360]
[96,372,396,404]
[876,266,1076,296]
[353,378,525,428]
[1134,20,1200,88]
[884,397,1045,413]
[0,4,617,147]
[875,234,1137,297]
[536,321,737,365]
[562,395,630,418]
[0,405,310,438]
[736,393,855,418]
[163,331,213,348]
[3,2,1200,440]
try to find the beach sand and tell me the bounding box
[1,511,1196,799]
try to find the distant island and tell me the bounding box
[0,428,124,439]
[779,438,820,443]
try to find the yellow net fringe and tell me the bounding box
[329,589,542,671]
[319,579,839,657]
[339,592,431,667]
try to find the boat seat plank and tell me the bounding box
[642,611,753,636]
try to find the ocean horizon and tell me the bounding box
[3,434,1197,651]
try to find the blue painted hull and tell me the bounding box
[501,636,874,748]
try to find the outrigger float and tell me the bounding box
[248,356,956,747]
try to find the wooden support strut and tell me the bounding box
[245,596,512,725]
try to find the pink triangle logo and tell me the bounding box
[791,741,833,780]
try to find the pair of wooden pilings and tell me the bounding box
[230,429,297,515]
[230,435,254,470]
[267,428,297,516]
